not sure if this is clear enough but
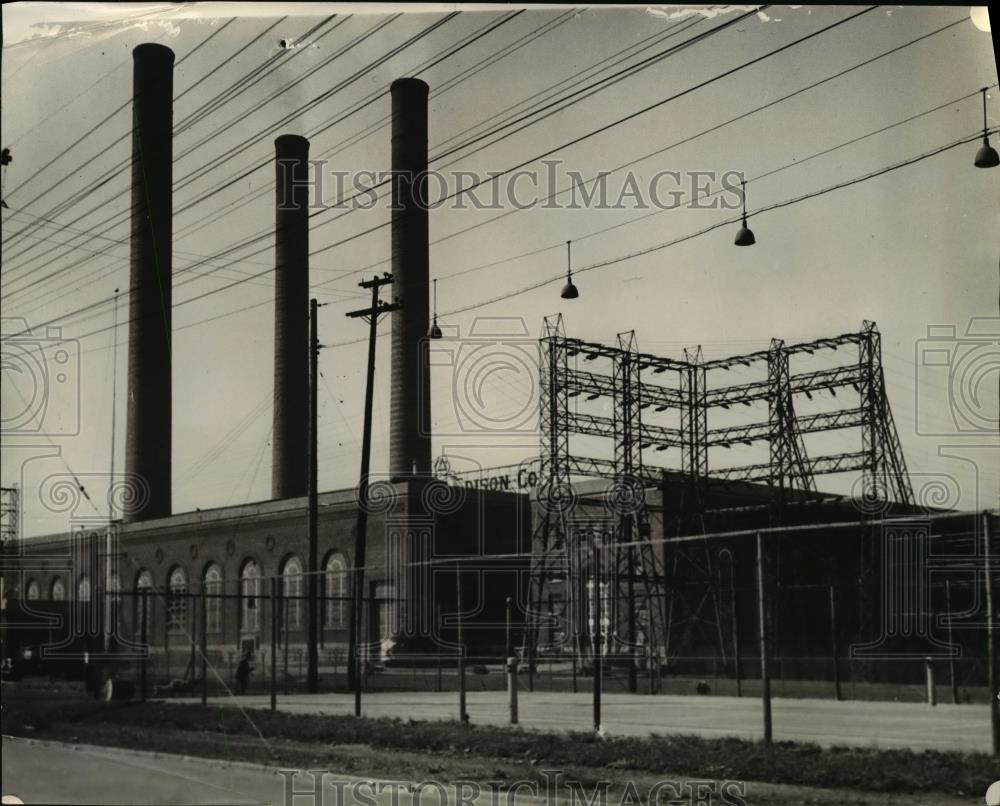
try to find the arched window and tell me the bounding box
[324,553,347,628]
[51,577,66,601]
[106,572,121,633]
[282,557,303,631]
[136,570,153,637]
[77,576,91,602]
[204,564,222,633]
[240,560,260,634]
[26,579,39,601]
[167,567,187,632]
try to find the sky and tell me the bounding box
[1,3,998,537]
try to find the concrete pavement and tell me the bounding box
[1,736,483,806]
[177,690,991,754]
[1,736,278,805]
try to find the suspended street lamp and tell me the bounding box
[428,278,443,339]
[734,178,756,246]
[974,87,999,169]
[561,240,579,299]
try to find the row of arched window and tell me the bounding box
[24,552,349,635]
[24,575,110,602]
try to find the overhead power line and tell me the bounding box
[2,5,889,336]
[305,6,874,260]
[0,11,563,307]
[37,124,996,355]
[54,5,756,298]
[0,14,351,262]
[9,5,976,354]
[0,13,461,292]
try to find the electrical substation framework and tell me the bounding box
[522,314,915,662]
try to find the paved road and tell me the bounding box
[2,736,281,805]
[178,690,990,753]
[1,736,474,806]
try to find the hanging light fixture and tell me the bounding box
[560,240,579,299]
[428,278,443,339]
[734,178,756,246]
[974,87,999,169]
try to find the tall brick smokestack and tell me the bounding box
[124,43,174,522]
[271,134,310,500]
[389,78,431,478]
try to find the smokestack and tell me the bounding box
[389,78,432,479]
[124,44,174,522]
[271,134,310,499]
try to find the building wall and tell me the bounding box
[4,481,534,660]
[4,482,993,685]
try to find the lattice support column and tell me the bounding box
[768,340,790,500]
[859,321,889,504]
[868,322,914,506]
[768,339,816,499]
[0,486,19,549]
[610,332,666,664]
[665,345,725,664]
[526,315,574,658]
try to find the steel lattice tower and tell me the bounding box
[0,486,19,549]
[503,319,913,666]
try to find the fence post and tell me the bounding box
[647,641,655,695]
[507,654,519,724]
[731,580,742,698]
[362,595,369,695]
[140,590,148,702]
[572,645,578,694]
[925,657,936,706]
[436,645,443,692]
[982,511,998,755]
[353,574,362,718]
[505,597,513,660]
[457,563,467,725]
[592,532,602,734]
[165,610,170,683]
[283,596,289,696]
[829,584,841,701]
[200,586,208,705]
[505,596,518,722]
[756,532,772,745]
[270,577,278,711]
[945,579,958,705]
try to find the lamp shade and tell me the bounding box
[975,137,1000,168]
[734,220,756,247]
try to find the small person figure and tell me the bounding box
[695,679,711,695]
[235,651,254,695]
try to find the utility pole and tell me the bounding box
[106,287,120,655]
[730,561,742,698]
[756,532,773,744]
[945,579,958,705]
[307,298,321,693]
[346,274,401,716]
[983,512,998,756]
[829,583,841,702]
